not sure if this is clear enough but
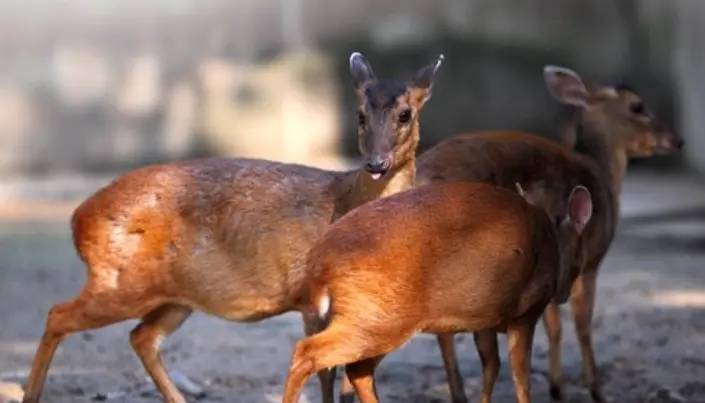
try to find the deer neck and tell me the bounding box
[350,159,416,209]
[331,158,416,221]
[572,111,627,196]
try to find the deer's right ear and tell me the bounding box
[349,52,376,89]
[515,182,544,207]
[543,65,589,108]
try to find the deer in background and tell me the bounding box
[21,52,444,403]
[283,180,593,403]
[539,65,683,402]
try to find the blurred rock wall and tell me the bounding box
[672,1,705,174]
[0,0,695,176]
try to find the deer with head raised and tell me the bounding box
[539,65,683,402]
[282,179,593,403]
[20,52,444,403]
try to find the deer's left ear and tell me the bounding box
[543,65,589,108]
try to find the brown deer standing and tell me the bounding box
[20,52,444,403]
[282,180,593,403]
[537,65,683,401]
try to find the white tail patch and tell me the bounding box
[316,287,331,320]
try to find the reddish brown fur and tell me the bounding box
[415,131,610,403]
[21,53,444,403]
[283,181,591,403]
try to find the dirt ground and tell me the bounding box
[1,171,704,403]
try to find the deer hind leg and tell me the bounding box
[542,302,563,400]
[473,330,500,403]
[437,333,468,403]
[283,320,414,403]
[302,312,336,403]
[344,355,386,403]
[129,304,193,403]
[507,319,538,403]
[570,270,603,402]
[23,284,148,403]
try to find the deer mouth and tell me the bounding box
[364,157,391,180]
[369,172,385,180]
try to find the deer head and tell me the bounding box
[349,52,444,180]
[543,65,683,157]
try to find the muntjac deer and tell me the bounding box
[539,65,683,402]
[283,180,593,403]
[21,52,444,403]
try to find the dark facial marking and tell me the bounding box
[364,78,407,110]
[629,102,646,115]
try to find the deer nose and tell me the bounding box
[365,155,391,175]
[676,138,685,149]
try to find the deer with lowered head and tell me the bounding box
[20,52,444,403]
[282,179,593,403]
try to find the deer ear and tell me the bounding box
[410,54,444,103]
[567,185,592,234]
[515,182,544,207]
[349,52,376,89]
[543,65,589,108]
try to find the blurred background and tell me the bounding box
[0,1,704,402]
[0,0,702,195]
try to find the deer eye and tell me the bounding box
[629,102,646,115]
[357,111,366,126]
[398,109,412,124]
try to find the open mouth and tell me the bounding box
[364,157,391,180]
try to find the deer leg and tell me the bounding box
[339,372,355,403]
[283,321,413,403]
[437,333,468,403]
[542,302,563,400]
[571,270,603,402]
[507,319,537,403]
[129,304,193,403]
[473,330,500,403]
[302,313,336,403]
[345,355,385,403]
[23,287,142,403]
